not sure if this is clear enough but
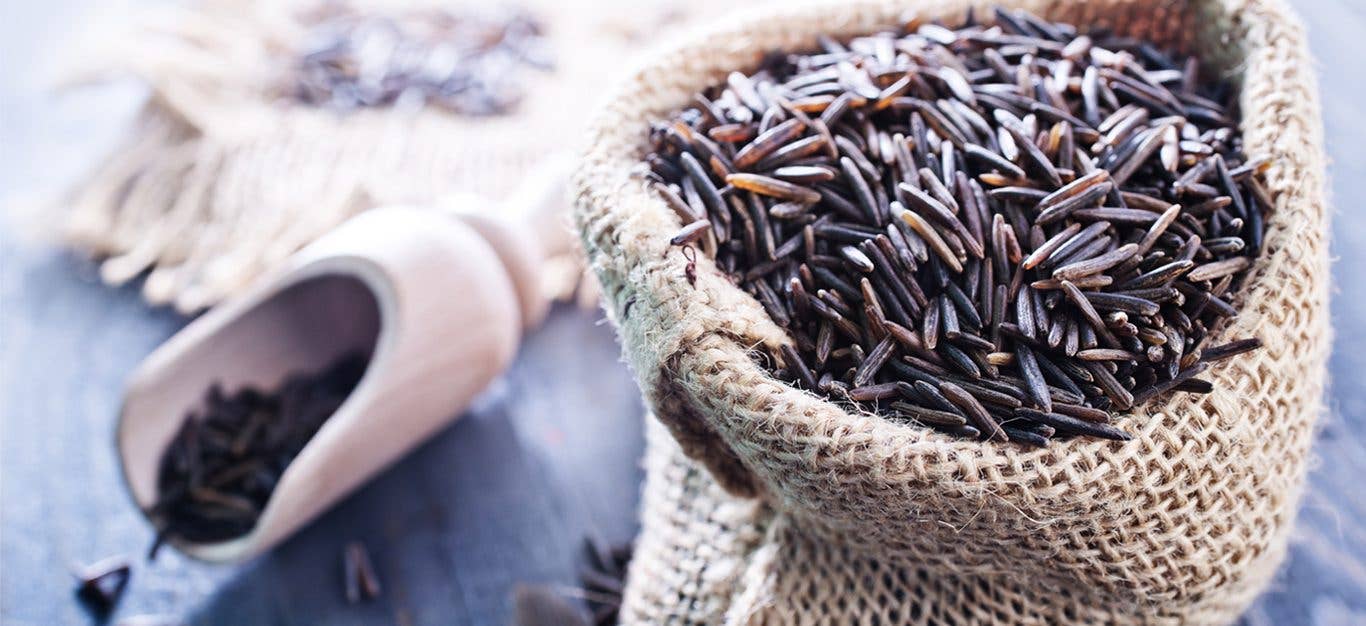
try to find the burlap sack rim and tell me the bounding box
[574,0,1326,497]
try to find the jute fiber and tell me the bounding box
[625,418,1302,624]
[572,0,1330,622]
[57,0,705,312]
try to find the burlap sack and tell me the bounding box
[572,0,1330,622]
[625,417,1306,625]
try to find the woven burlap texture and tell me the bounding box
[572,0,1330,622]
[625,418,1301,625]
[58,0,705,312]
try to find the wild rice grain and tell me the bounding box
[645,9,1267,444]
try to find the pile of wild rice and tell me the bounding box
[645,8,1269,445]
[292,4,552,115]
[149,353,368,551]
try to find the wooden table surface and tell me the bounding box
[2,1,1363,624]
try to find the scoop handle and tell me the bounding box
[440,152,577,329]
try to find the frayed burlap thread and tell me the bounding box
[575,0,1330,623]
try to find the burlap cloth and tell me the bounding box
[58,0,708,312]
[571,0,1331,623]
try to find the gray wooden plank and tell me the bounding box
[0,242,641,626]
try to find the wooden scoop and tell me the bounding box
[116,165,574,562]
